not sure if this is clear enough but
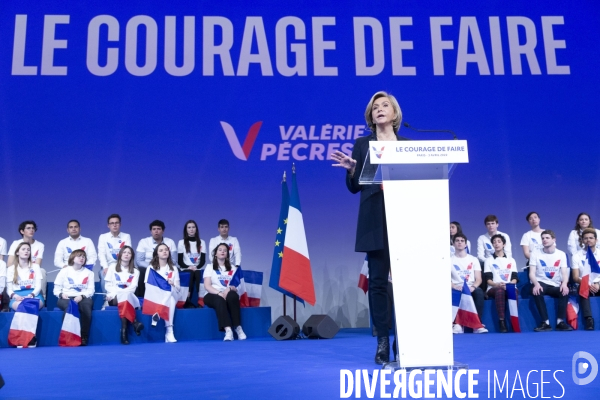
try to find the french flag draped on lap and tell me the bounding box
[358,256,369,294]
[506,283,521,332]
[117,291,140,323]
[579,246,600,299]
[454,280,483,329]
[567,294,579,330]
[198,280,207,307]
[279,167,316,306]
[230,267,263,307]
[451,287,462,321]
[8,298,39,347]
[59,300,81,347]
[176,272,190,309]
[142,268,172,321]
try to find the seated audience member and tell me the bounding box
[529,230,572,332]
[144,243,179,343]
[484,234,518,333]
[177,220,206,308]
[54,220,98,270]
[135,220,177,297]
[105,246,144,344]
[477,215,512,263]
[98,214,132,308]
[208,219,241,267]
[450,233,487,334]
[0,235,6,261]
[571,228,600,331]
[520,212,544,267]
[6,221,47,306]
[567,213,600,263]
[53,249,95,346]
[0,258,6,310]
[450,221,471,255]
[204,243,247,341]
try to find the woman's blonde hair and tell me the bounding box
[364,91,402,134]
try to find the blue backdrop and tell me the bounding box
[1,0,598,326]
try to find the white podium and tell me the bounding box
[362,140,469,369]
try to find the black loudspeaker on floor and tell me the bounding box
[268,316,300,340]
[302,315,339,339]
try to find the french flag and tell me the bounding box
[358,256,369,294]
[59,300,81,347]
[506,283,521,332]
[567,294,579,330]
[279,168,316,305]
[117,291,140,323]
[142,268,172,321]
[230,267,263,307]
[198,280,207,307]
[579,246,600,299]
[8,298,39,347]
[176,272,190,309]
[451,281,483,329]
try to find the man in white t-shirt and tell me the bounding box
[97,214,132,307]
[54,220,98,270]
[0,236,7,261]
[450,233,487,334]
[5,221,47,304]
[529,229,572,332]
[571,228,600,331]
[477,215,512,263]
[135,220,177,297]
[520,211,544,266]
[208,219,242,267]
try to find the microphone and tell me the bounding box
[403,122,458,140]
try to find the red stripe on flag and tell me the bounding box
[59,331,82,347]
[510,316,521,333]
[239,292,250,308]
[8,329,35,347]
[567,303,579,330]
[142,299,170,321]
[197,297,205,307]
[248,297,261,307]
[280,247,316,305]
[579,275,590,299]
[455,309,483,329]
[176,300,185,309]
[118,300,136,323]
[358,274,368,294]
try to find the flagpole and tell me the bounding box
[282,171,287,318]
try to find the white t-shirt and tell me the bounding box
[105,264,140,298]
[450,254,481,286]
[54,236,98,269]
[203,264,238,292]
[8,239,45,263]
[572,249,600,283]
[136,237,178,268]
[530,248,568,287]
[477,231,512,262]
[7,264,43,296]
[53,266,95,298]
[567,229,600,257]
[97,232,132,270]
[450,240,472,257]
[177,239,206,267]
[483,256,518,291]
[0,260,7,294]
[208,236,241,266]
[520,230,543,258]
[0,237,8,257]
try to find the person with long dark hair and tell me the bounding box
[105,246,144,344]
[203,243,246,341]
[330,91,408,364]
[144,243,179,343]
[177,220,206,308]
[567,213,600,261]
[450,221,471,255]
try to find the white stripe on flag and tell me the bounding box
[284,207,309,259]
[62,313,81,336]
[10,312,38,334]
[508,300,518,316]
[245,281,262,299]
[460,293,478,314]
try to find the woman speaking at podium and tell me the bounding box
[331,91,407,365]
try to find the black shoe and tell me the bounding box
[28,336,37,348]
[133,320,145,336]
[499,320,508,333]
[534,322,552,332]
[80,337,88,346]
[184,300,197,309]
[374,337,390,365]
[556,321,573,331]
[585,317,594,331]
[120,329,130,345]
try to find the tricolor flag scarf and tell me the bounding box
[451,280,483,329]
[579,246,600,299]
[8,298,39,347]
[506,283,521,332]
[142,268,173,321]
[117,291,140,322]
[59,300,81,347]
[230,267,263,307]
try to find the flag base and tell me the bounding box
[381,361,469,372]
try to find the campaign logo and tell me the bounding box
[107,242,125,260]
[67,276,89,292]
[485,242,493,251]
[540,259,561,279]
[572,351,598,385]
[115,273,135,289]
[220,121,263,161]
[372,146,385,159]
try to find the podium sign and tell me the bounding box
[366,140,469,369]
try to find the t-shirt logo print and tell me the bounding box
[115,273,134,289]
[453,264,471,281]
[20,269,36,290]
[67,276,89,292]
[493,263,511,281]
[107,242,126,260]
[539,259,561,279]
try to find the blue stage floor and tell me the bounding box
[1,329,599,399]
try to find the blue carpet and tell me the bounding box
[1,329,599,399]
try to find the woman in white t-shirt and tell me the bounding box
[567,213,600,260]
[144,243,180,343]
[177,220,206,308]
[105,246,144,344]
[203,243,246,341]
[7,242,45,311]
